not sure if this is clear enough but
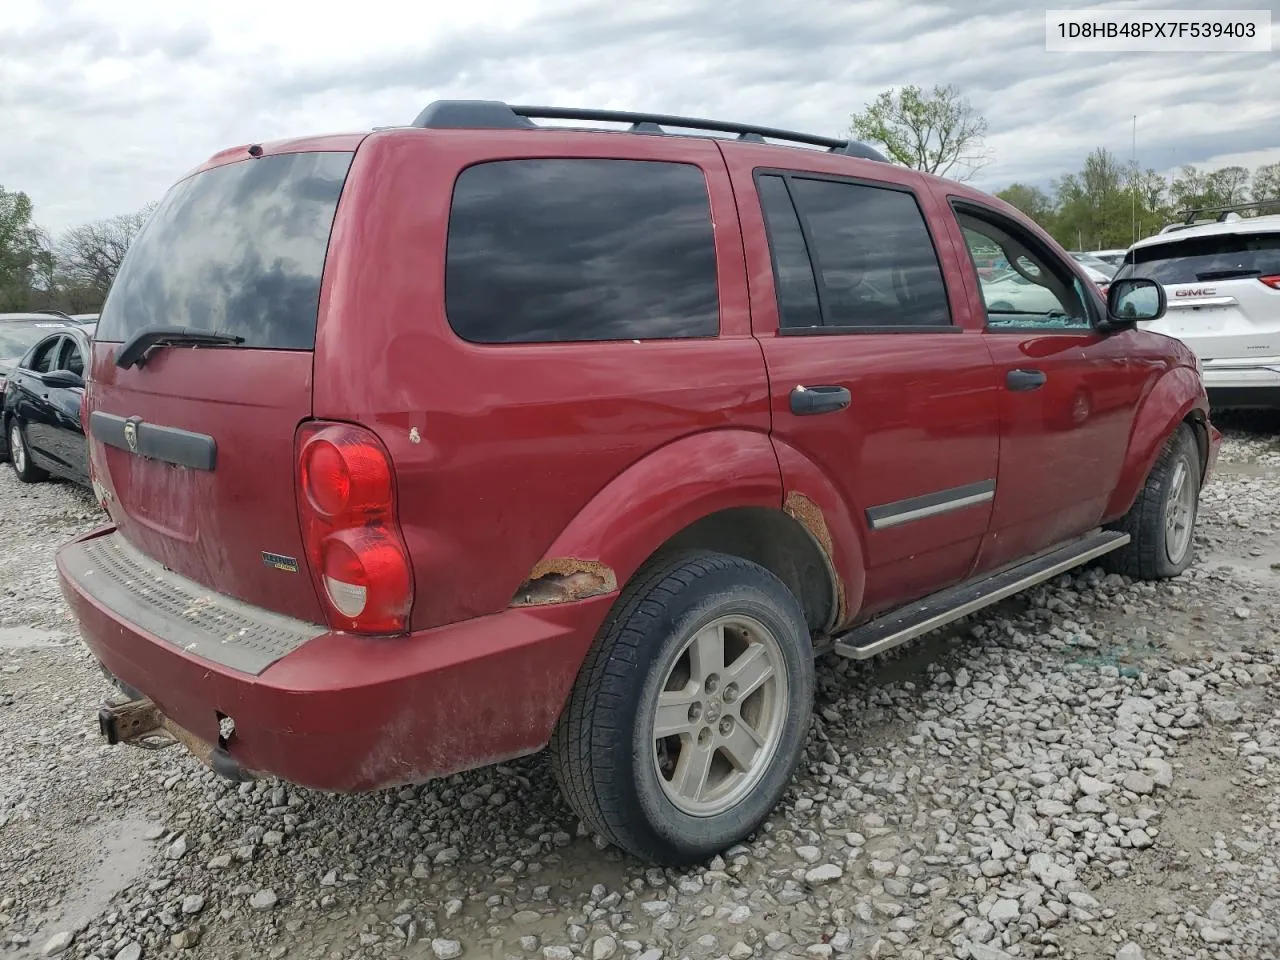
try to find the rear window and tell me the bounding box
[97,151,353,349]
[445,158,719,343]
[1117,230,1280,285]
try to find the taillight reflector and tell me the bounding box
[296,422,413,635]
[1260,275,1280,290]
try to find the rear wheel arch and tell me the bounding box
[642,506,836,634]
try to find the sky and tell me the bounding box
[2,0,1278,235]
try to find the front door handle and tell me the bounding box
[1006,369,1047,392]
[790,384,851,416]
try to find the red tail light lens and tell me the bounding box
[297,423,413,635]
[1260,275,1280,290]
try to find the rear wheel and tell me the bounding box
[551,552,814,866]
[1103,423,1201,580]
[8,420,46,483]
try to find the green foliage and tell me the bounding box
[0,186,47,311]
[849,84,990,181]
[1000,152,1280,252]
[0,191,154,314]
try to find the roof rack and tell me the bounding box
[1176,199,1280,225]
[408,100,889,162]
[35,309,74,320]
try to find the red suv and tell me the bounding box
[59,101,1219,866]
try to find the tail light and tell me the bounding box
[297,422,413,635]
[1260,275,1280,290]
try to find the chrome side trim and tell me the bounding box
[866,479,996,531]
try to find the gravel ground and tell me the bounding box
[2,416,1278,960]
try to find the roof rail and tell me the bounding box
[408,100,890,162]
[1176,199,1280,224]
[35,309,74,320]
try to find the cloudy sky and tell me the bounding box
[2,0,1278,235]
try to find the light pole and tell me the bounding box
[1131,115,1138,243]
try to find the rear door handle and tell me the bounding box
[1006,369,1047,392]
[790,385,851,416]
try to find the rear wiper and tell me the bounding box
[1195,268,1261,282]
[116,326,245,370]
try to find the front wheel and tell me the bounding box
[551,552,814,866]
[8,420,47,483]
[1103,423,1201,579]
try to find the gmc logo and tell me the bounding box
[1176,287,1216,297]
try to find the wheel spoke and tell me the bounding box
[720,720,763,772]
[671,737,715,801]
[726,644,774,700]
[654,688,700,739]
[687,622,725,681]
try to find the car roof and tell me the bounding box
[1133,214,1280,250]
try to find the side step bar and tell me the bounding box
[832,529,1129,660]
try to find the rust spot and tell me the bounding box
[511,558,617,607]
[784,491,846,626]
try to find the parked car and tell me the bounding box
[0,314,77,461]
[1114,215,1280,409]
[1086,248,1129,268]
[1069,251,1119,279]
[3,322,93,485]
[980,261,1112,316]
[61,101,1218,866]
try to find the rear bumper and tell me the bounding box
[57,527,610,791]
[1201,359,1280,391]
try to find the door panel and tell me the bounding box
[935,194,1145,570]
[725,149,1001,624]
[16,335,65,463]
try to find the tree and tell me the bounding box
[1253,163,1280,213]
[996,183,1054,227]
[848,84,991,181]
[1167,164,1245,216]
[54,203,157,306]
[0,185,46,311]
[1206,165,1250,207]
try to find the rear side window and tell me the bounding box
[28,336,63,373]
[757,175,822,329]
[446,159,719,343]
[785,177,952,328]
[1118,231,1280,284]
[97,151,354,349]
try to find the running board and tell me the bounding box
[832,530,1130,660]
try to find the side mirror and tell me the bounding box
[40,369,85,389]
[1103,277,1166,331]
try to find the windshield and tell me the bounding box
[1116,230,1280,284]
[97,150,354,349]
[0,321,69,360]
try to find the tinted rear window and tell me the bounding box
[97,151,353,349]
[1117,230,1280,285]
[445,158,719,343]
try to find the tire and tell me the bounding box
[8,419,47,483]
[551,551,814,866]
[1103,423,1201,580]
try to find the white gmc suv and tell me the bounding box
[1116,215,1280,408]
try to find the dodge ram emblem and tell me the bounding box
[124,420,138,453]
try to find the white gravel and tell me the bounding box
[2,416,1279,960]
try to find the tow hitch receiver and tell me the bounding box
[98,697,166,746]
[96,697,261,782]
